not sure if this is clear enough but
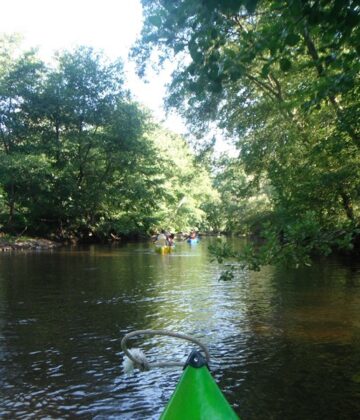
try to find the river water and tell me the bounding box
[0,238,359,419]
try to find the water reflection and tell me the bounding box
[0,240,359,419]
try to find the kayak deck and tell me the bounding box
[160,350,239,419]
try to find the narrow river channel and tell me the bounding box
[0,238,359,419]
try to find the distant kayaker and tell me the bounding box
[186,230,199,244]
[167,233,175,246]
[154,230,168,246]
[189,230,197,239]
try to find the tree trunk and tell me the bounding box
[340,191,355,221]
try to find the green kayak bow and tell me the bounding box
[161,350,239,419]
[121,329,239,419]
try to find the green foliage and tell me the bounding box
[218,268,235,282]
[211,155,272,234]
[0,37,215,239]
[146,127,219,232]
[135,0,360,268]
[210,214,359,271]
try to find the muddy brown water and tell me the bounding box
[0,239,359,419]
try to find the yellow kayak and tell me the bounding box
[155,245,173,254]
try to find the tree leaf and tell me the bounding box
[245,0,259,14]
[148,15,162,28]
[279,58,292,72]
[285,33,301,46]
[261,63,270,78]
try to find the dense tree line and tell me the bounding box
[134,0,360,268]
[0,35,218,240]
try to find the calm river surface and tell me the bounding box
[0,238,360,419]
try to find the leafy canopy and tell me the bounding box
[134,0,360,268]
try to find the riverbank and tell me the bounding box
[0,236,61,251]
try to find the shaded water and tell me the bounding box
[0,239,360,419]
